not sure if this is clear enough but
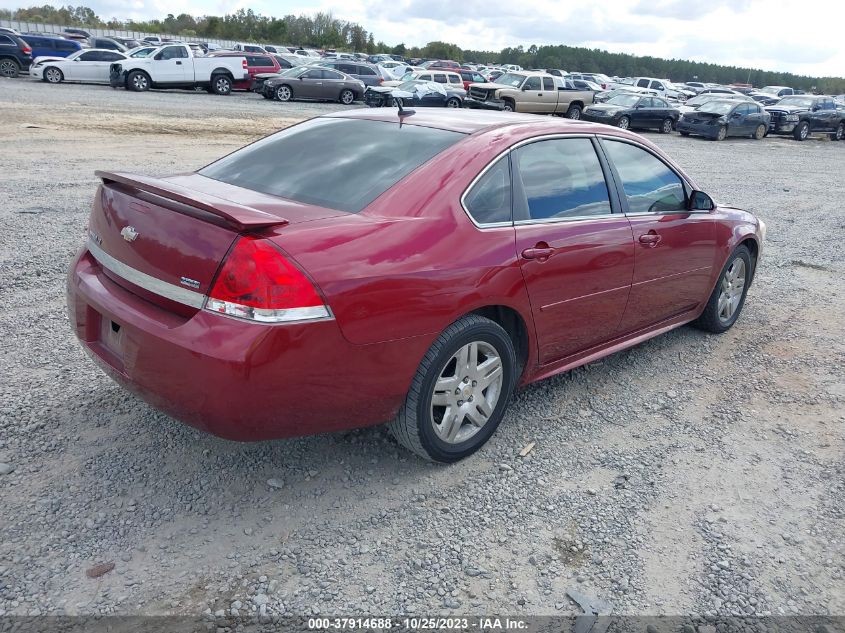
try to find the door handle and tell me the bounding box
[521,246,555,260]
[176,61,182,65]
[638,232,662,247]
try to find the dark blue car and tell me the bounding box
[19,35,82,59]
[0,32,33,77]
[677,100,771,141]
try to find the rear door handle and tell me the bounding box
[176,61,182,65]
[638,232,662,247]
[521,247,555,260]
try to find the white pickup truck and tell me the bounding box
[110,44,249,95]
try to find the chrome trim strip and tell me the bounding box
[513,212,618,226]
[87,238,206,309]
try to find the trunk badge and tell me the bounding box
[121,226,139,242]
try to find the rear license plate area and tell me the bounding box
[99,317,124,356]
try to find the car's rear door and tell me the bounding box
[511,136,635,364]
[599,137,716,333]
[318,68,346,99]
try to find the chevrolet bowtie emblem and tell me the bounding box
[120,226,139,242]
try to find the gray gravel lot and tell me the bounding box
[0,79,843,620]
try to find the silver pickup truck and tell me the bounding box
[464,71,594,119]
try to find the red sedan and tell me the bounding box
[67,110,765,462]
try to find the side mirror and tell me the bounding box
[689,190,714,212]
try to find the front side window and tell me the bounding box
[200,119,465,214]
[524,77,541,90]
[159,46,186,60]
[513,138,612,221]
[433,74,447,83]
[603,140,686,214]
[464,156,512,225]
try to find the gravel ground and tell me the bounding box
[0,79,843,621]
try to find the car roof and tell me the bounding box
[325,108,595,135]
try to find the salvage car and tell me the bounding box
[677,100,770,140]
[765,95,845,141]
[207,52,281,90]
[31,49,127,84]
[581,94,679,133]
[465,71,593,118]
[67,109,764,462]
[263,65,365,104]
[0,32,33,78]
[364,80,465,108]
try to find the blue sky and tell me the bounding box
[2,0,843,78]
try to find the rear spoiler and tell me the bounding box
[95,171,288,231]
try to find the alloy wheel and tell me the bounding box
[45,68,62,83]
[430,341,504,444]
[215,77,230,94]
[717,126,727,141]
[277,85,291,101]
[618,117,630,130]
[717,258,746,323]
[132,74,148,90]
[799,123,809,140]
[0,60,17,77]
[662,118,673,133]
[340,90,354,104]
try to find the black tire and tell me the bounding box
[692,245,752,334]
[261,90,272,100]
[793,121,810,141]
[44,66,63,84]
[679,131,690,137]
[388,315,517,463]
[211,74,232,95]
[127,70,150,92]
[617,116,630,130]
[445,97,461,108]
[753,124,766,140]
[276,84,293,102]
[713,125,727,141]
[339,89,355,105]
[566,103,582,120]
[0,58,20,78]
[659,118,674,134]
[832,122,844,141]
[502,98,515,112]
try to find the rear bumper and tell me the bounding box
[67,248,420,441]
[463,97,506,111]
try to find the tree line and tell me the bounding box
[2,5,843,92]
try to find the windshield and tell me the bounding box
[761,86,784,94]
[697,101,735,115]
[494,73,526,88]
[200,119,465,214]
[607,94,640,107]
[777,96,813,108]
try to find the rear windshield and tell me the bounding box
[200,118,465,213]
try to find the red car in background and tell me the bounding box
[427,60,461,70]
[68,110,764,463]
[459,69,487,91]
[207,51,281,90]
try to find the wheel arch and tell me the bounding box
[211,67,234,78]
[469,305,531,382]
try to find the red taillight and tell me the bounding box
[22,45,32,54]
[206,237,329,323]
[242,59,248,69]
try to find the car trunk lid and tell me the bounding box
[88,171,343,315]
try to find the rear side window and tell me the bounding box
[464,156,512,225]
[448,74,461,84]
[358,66,377,76]
[603,140,686,214]
[0,35,15,46]
[433,74,447,83]
[200,119,465,213]
[543,77,554,90]
[513,138,612,220]
[56,40,78,51]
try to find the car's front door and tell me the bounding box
[154,45,189,82]
[512,137,635,364]
[632,97,654,127]
[600,138,716,333]
[296,68,324,98]
[520,76,543,113]
[727,103,751,135]
[537,76,559,113]
[68,50,102,81]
